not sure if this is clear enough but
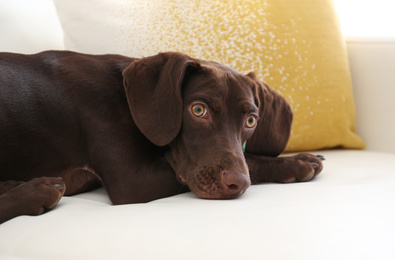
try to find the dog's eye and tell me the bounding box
[245,115,257,128]
[191,104,207,118]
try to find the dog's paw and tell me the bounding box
[277,153,325,183]
[294,153,325,180]
[8,177,66,216]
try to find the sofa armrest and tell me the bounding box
[346,40,395,153]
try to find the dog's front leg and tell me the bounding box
[0,180,25,195]
[97,158,188,205]
[0,177,65,224]
[245,153,324,184]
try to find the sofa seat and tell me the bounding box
[1,150,394,260]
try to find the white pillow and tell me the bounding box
[0,0,64,53]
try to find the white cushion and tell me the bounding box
[1,150,394,260]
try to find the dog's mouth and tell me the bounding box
[178,166,251,199]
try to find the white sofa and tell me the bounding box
[1,1,394,259]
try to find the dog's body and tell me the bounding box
[0,51,324,223]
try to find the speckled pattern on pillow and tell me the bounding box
[54,0,365,152]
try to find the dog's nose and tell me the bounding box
[221,170,251,197]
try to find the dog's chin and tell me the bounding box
[191,187,248,200]
[184,177,249,200]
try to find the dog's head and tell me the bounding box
[122,52,292,199]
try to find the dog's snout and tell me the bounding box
[222,170,251,197]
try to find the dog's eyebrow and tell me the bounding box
[241,102,258,114]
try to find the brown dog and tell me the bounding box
[0,51,324,223]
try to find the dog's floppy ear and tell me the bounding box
[245,72,293,157]
[123,52,200,146]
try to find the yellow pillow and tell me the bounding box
[54,0,365,152]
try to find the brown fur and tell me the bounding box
[0,51,324,223]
